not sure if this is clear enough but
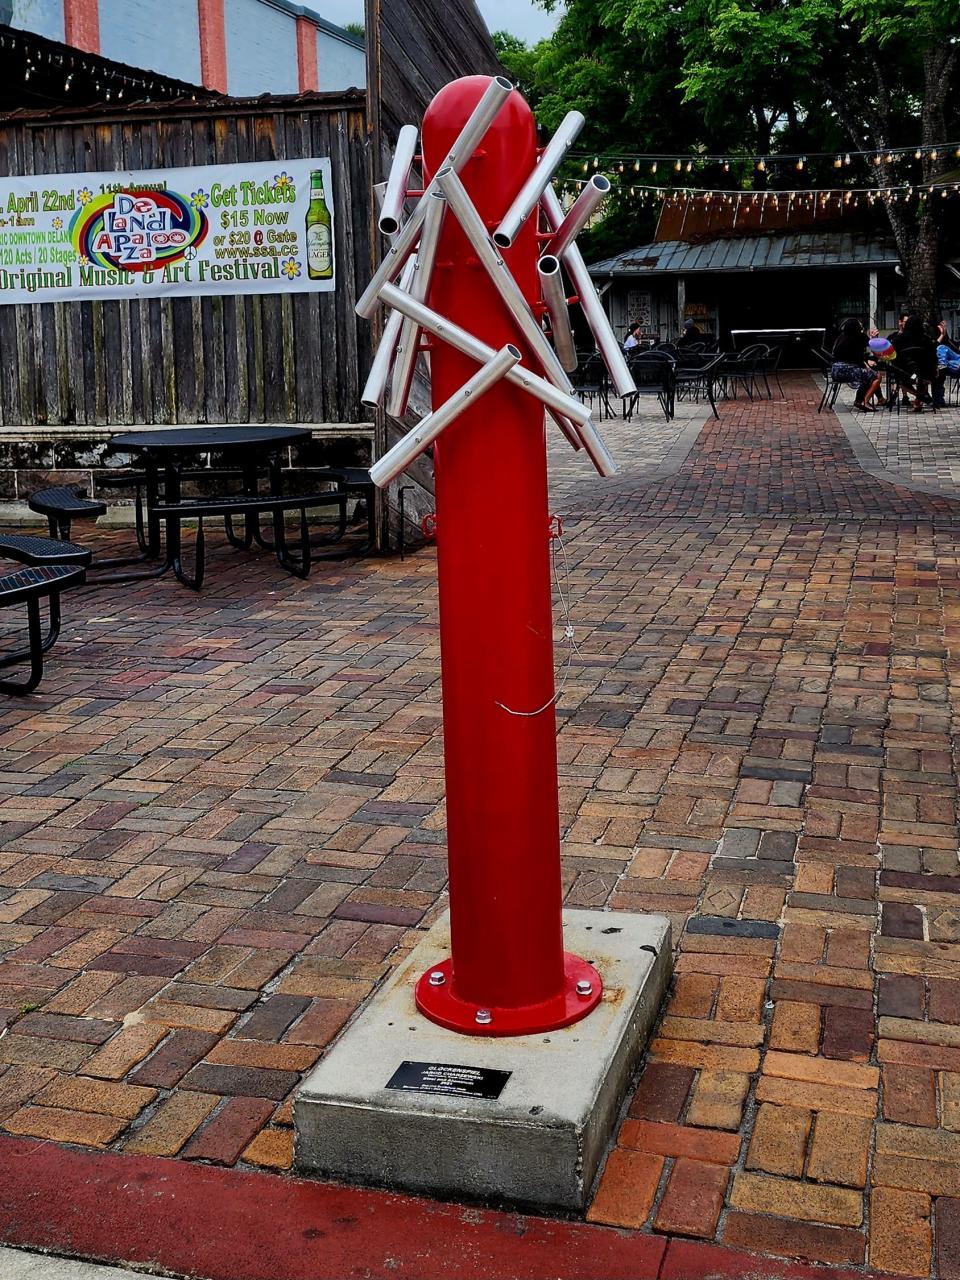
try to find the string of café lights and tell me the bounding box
[557,178,960,207]
[571,141,960,174]
[0,29,198,103]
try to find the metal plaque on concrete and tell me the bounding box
[386,1061,511,1100]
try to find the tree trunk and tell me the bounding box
[905,207,942,328]
[898,45,954,327]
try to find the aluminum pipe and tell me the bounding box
[360,258,417,407]
[386,192,445,419]
[356,75,513,319]
[549,174,610,260]
[379,125,419,236]
[493,110,585,248]
[436,167,574,395]
[371,345,522,488]
[546,411,582,450]
[378,283,593,433]
[573,413,617,478]
[541,183,636,399]
[538,254,577,373]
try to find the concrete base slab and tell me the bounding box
[294,908,672,1211]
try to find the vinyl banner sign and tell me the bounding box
[0,158,335,304]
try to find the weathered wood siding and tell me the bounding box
[0,91,372,427]
[366,0,502,151]
[364,0,503,543]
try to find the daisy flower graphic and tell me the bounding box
[52,217,63,230]
[281,258,301,280]
[77,187,93,205]
[76,254,90,266]
[190,188,209,210]
[274,171,294,193]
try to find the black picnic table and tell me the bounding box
[108,425,358,588]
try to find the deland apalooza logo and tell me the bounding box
[70,189,207,272]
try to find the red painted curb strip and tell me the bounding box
[0,1137,664,1280]
[0,1138,892,1280]
[662,1239,883,1280]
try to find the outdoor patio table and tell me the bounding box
[109,425,312,586]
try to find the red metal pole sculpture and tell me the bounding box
[359,75,635,1036]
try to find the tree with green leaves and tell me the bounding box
[508,0,959,322]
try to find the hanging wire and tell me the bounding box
[495,528,583,718]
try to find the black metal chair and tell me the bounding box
[572,353,614,420]
[887,346,939,414]
[719,345,764,401]
[674,353,723,419]
[755,345,786,399]
[817,363,852,414]
[624,351,675,421]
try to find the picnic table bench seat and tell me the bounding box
[28,486,106,539]
[150,489,363,589]
[0,533,92,568]
[0,561,86,694]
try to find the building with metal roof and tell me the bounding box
[588,221,960,357]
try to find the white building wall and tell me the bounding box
[100,0,201,86]
[7,0,65,42]
[226,0,298,96]
[317,28,364,90]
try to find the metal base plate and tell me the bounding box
[415,952,603,1035]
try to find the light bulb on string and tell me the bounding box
[633,159,640,172]
[592,156,598,169]
[723,161,729,172]
[618,161,624,173]
[581,161,588,173]
[685,160,692,172]
[796,157,805,171]
[674,159,682,172]
[885,152,893,163]
[931,150,938,160]
[757,158,766,172]
[650,161,657,173]
[844,154,851,165]
[916,148,922,159]
[834,155,842,168]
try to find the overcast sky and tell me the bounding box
[312,1,562,43]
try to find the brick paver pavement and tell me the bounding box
[1,376,959,1276]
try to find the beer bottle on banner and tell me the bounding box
[306,170,333,280]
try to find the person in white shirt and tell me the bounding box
[623,322,642,352]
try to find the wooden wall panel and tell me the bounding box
[0,92,371,427]
[366,0,502,155]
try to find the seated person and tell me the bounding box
[622,322,642,352]
[935,335,960,407]
[936,320,960,355]
[892,315,938,411]
[676,319,703,348]
[831,318,884,409]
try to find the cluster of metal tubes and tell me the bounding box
[357,80,635,487]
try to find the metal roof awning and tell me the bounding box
[589,231,903,277]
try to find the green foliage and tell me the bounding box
[343,21,365,42]
[512,0,959,276]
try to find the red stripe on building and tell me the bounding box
[63,0,100,55]
[197,0,228,94]
[296,17,319,92]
